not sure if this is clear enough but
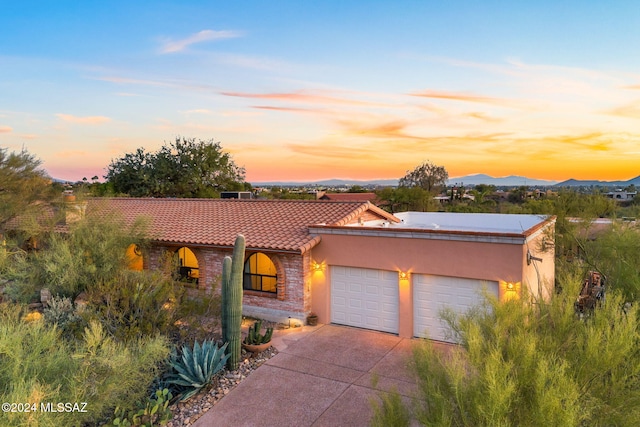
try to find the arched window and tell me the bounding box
[126,243,143,271]
[243,253,277,293]
[176,247,199,284]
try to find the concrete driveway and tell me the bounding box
[194,324,422,427]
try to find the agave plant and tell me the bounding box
[168,340,229,401]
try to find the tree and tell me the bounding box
[0,147,56,234]
[105,137,247,198]
[376,186,436,213]
[399,161,448,193]
[471,184,496,205]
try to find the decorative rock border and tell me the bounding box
[166,346,277,426]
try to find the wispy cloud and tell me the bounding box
[182,109,214,114]
[56,114,111,124]
[253,105,325,114]
[606,101,640,119]
[96,76,173,87]
[0,125,12,133]
[160,30,243,54]
[213,53,292,72]
[464,112,503,122]
[410,90,519,108]
[220,90,384,107]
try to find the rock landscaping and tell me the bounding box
[167,320,280,427]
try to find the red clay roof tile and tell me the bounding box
[88,198,397,254]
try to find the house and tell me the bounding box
[87,198,555,342]
[605,190,637,201]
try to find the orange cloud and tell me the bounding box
[464,112,503,122]
[287,142,378,161]
[0,126,12,133]
[56,114,111,124]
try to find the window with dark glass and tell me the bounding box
[243,253,277,293]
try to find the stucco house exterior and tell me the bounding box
[91,198,555,343]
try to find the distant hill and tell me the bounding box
[447,174,557,187]
[252,174,557,187]
[555,175,640,187]
[251,178,399,187]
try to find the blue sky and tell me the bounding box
[1,1,639,182]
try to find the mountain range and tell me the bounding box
[252,174,558,187]
[252,174,640,188]
[554,176,640,187]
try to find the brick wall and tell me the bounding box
[145,244,311,323]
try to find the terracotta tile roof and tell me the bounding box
[88,198,398,254]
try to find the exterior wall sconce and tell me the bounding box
[398,271,409,280]
[500,281,521,302]
[312,261,322,272]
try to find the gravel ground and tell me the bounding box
[166,321,281,427]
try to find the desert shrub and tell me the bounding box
[370,373,410,427]
[372,281,640,426]
[83,270,183,342]
[112,388,173,426]
[26,213,149,299]
[0,303,170,426]
[68,321,170,423]
[173,287,222,346]
[582,226,640,301]
[42,295,85,339]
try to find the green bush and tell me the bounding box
[0,303,170,426]
[83,270,183,342]
[112,388,173,427]
[42,295,84,339]
[372,282,640,426]
[26,213,149,300]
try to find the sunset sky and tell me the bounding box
[1,1,639,183]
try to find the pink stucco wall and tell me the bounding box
[309,224,555,338]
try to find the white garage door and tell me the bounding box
[331,266,399,334]
[414,275,498,342]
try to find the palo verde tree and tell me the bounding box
[105,137,247,198]
[0,147,56,235]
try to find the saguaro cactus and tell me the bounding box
[221,234,246,370]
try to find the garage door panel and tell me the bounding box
[414,275,497,342]
[331,266,398,334]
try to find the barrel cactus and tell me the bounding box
[221,234,245,370]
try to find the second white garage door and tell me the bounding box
[414,275,498,342]
[330,266,399,334]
